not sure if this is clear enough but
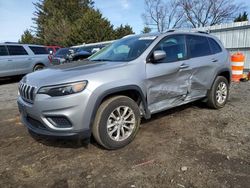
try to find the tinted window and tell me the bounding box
[0,45,8,56]
[187,35,211,58]
[54,48,70,58]
[208,38,222,54]
[154,35,187,63]
[29,46,49,54]
[7,45,28,55]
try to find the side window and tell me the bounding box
[7,45,28,55]
[0,45,8,56]
[29,46,49,55]
[187,35,212,58]
[154,35,187,63]
[208,38,222,54]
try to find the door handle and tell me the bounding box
[8,59,13,61]
[212,59,218,62]
[179,64,189,69]
[27,58,32,61]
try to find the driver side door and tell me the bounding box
[146,34,193,114]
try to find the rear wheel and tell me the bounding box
[206,76,229,109]
[33,64,44,72]
[92,96,141,150]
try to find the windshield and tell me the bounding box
[89,36,157,62]
[55,48,69,57]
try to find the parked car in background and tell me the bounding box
[46,45,61,55]
[17,31,231,149]
[51,48,74,65]
[71,49,91,61]
[0,43,51,77]
[52,48,91,64]
[71,40,114,55]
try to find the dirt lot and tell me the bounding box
[0,78,249,188]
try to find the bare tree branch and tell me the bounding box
[142,0,184,32]
[177,0,245,28]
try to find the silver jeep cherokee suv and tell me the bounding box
[17,31,231,149]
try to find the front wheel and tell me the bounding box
[206,76,229,109]
[92,96,141,150]
[33,64,44,72]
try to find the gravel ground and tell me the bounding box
[0,78,249,188]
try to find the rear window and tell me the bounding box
[0,45,8,56]
[7,45,28,55]
[29,46,49,55]
[187,35,212,58]
[208,38,222,54]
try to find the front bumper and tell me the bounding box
[20,114,90,139]
[17,89,93,139]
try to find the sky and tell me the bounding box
[0,0,249,43]
[0,0,145,42]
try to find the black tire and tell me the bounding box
[92,96,141,150]
[33,64,44,72]
[206,76,229,109]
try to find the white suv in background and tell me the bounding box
[0,43,51,77]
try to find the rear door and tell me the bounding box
[185,35,215,98]
[0,45,12,76]
[146,34,193,113]
[6,45,31,74]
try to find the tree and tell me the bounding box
[70,9,115,44]
[20,0,135,45]
[178,0,244,28]
[234,11,248,22]
[19,29,37,44]
[114,24,134,39]
[142,0,184,32]
[141,26,152,33]
[31,0,95,46]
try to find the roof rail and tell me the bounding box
[196,30,210,34]
[166,29,176,33]
[4,42,19,44]
[164,29,210,34]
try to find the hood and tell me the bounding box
[23,60,127,87]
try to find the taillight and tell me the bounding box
[48,55,53,63]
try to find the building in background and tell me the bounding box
[199,21,250,71]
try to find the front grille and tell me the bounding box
[51,58,60,65]
[19,83,36,103]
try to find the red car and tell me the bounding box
[46,45,61,54]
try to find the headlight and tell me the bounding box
[38,81,88,97]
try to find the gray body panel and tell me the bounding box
[17,31,231,138]
[0,44,51,77]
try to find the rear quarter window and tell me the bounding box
[187,35,212,58]
[208,38,222,54]
[7,45,28,55]
[0,45,8,56]
[29,46,49,55]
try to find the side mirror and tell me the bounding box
[153,50,166,62]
